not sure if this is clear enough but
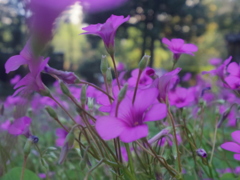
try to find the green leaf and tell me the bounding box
[220,173,238,180]
[1,167,40,180]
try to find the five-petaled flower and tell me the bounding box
[162,38,198,61]
[81,14,130,55]
[96,88,167,143]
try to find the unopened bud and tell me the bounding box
[81,85,88,105]
[24,137,34,156]
[138,55,150,70]
[196,148,207,158]
[60,81,70,96]
[45,106,58,119]
[87,98,94,110]
[100,55,108,75]
[39,86,51,97]
[106,68,112,85]
[118,84,128,102]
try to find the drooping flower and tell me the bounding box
[221,130,240,160]
[96,88,167,143]
[162,38,198,61]
[44,65,79,84]
[8,116,32,136]
[5,41,50,96]
[81,14,130,54]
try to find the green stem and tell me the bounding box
[110,55,121,89]
[20,155,28,180]
[167,108,182,173]
[132,70,142,105]
[125,143,136,180]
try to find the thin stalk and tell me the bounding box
[50,95,77,124]
[80,81,114,100]
[103,74,113,104]
[125,143,136,180]
[20,155,28,180]
[110,55,121,89]
[209,116,219,164]
[132,70,142,105]
[167,109,182,173]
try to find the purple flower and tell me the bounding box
[162,38,198,60]
[127,68,154,89]
[0,120,11,131]
[81,15,130,54]
[55,128,68,147]
[202,56,232,81]
[29,0,77,45]
[221,130,240,160]
[5,42,49,96]
[10,75,21,85]
[209,58,222,66]
[8,116,32,136]
[151,68,181,102]
[168,87,195,108]
[44,65,79,84]
[96,88,167,143]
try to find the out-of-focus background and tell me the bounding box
[0,0,239,96]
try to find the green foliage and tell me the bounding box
[0,167,40,180]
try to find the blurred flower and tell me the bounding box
[182,73,192,82]
[196,148,207,158]
[29,0,77,48]
[202,56,232,81]
[55,128,68,147]
[81,14,130,54]
[162,38,198,61]
[96,88,167,143]
[5,41,49,96]
[221,130,240,160]
[128,67,154,89]
[151,68,181,102]
[81,0,128,13]
[10,75,21,85]
[209,58,222,66]
[0,120,11,131]
[8,116,32,136]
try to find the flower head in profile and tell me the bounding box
[162,38,198,61]
[81,14,130,54]
[96,88,167,143]
[221,130,240,160]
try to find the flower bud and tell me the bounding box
[138,55,150,71]
[100,55,108,75]
[87,98,94,110]
[60,81,70,96]
[24,137,34,156]
[39,86,51,97]
[45,106,58,119]
[118,84,128,102]
[106,68,112,85]
[196,148,207,158]
[80,85,88,105]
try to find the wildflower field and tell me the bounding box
[0,0,240,180]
